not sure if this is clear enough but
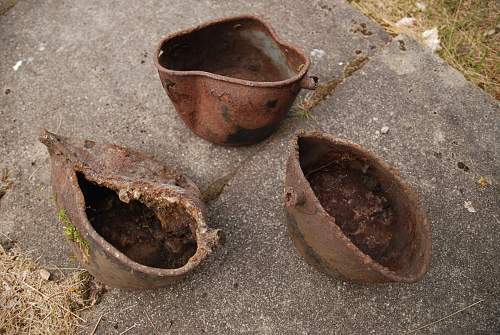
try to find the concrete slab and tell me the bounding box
[1,0,499,334]
[309,35,500,334]
[75,38,499,334]
[0,0,388,268]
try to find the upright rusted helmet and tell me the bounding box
[155,15,317,146]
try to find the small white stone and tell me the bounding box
[39,269,51,281]
[483,29,496,37]
[13,60,22,71]
[381,126,390,134]
[338,62,343,66]
[415,2,426,11]
[464,201,476,213]
[395,17,416,27]
[21,270,30,281]
[310,49,326,59]
[375,130,380,136]
[422,28,441,52]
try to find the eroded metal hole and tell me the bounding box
[76,172,197,269]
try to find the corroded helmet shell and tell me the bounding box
[285,131,431,283]
[155,15,316,146]
[40,130,220,288]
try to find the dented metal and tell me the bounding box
[155,15,316,146]
[40,130,220,288]
[284,131,432,283]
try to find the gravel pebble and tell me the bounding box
[39,269,51,281]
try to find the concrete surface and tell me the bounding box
[1,0,499,334]
[0,0,388,268]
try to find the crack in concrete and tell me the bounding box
[202,170,237,203]
[293,55,369,116]
[201,152,255,203]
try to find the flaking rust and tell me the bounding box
[284,131,431,283]
[155,15,317,146]
[40,130,220,288]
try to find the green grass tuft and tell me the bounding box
[57,208,90,256]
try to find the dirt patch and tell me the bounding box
[306,156,399,268]
[77,173,197,269]
[0,0,17,16]
[351,21,373,35]
[0,168,13,201]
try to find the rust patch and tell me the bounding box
[266,99,278,108]
[286,213,333,276]
[221,105,231,123]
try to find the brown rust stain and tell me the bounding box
[221,105,231,123]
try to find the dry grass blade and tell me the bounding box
[145,312,161,335]
[20,280,86,322]
[119,323,137,335]
[0,244,102,335]
[90,313,104,335]
[405,299,485,333]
